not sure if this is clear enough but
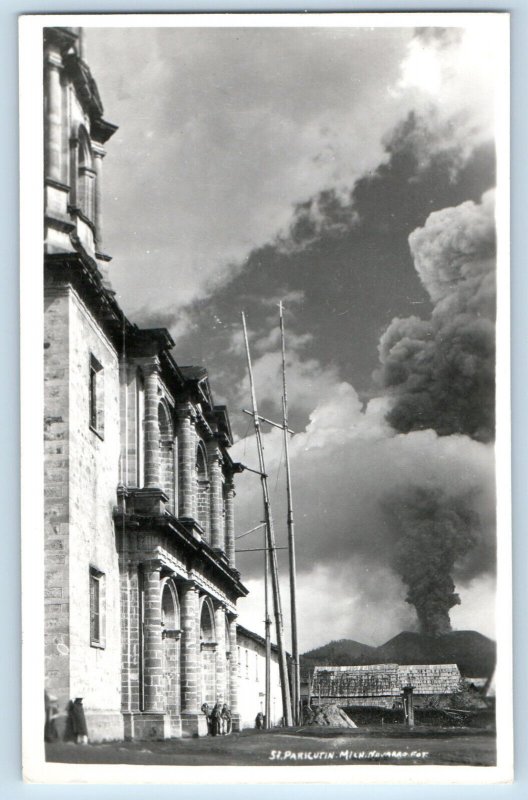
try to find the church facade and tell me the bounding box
[43,26,249,742]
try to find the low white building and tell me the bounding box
[236,625,286,728]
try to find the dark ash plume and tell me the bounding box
[384,486,480,636]
[378,191,496,631]
[377,190,496,443]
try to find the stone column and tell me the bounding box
[228,615,240,729]
[176,406,195,518]
[180,580,207,736]
[45,50,63,182]
[214,605,227,704]
[69,135,79,207]
[208,443,224,551]
[92,143,105,249]
[143,360,161,489]
[121,560,141,740]
[225,481,236,567]
[142,560,164,712]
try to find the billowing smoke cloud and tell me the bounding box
[377,189,496,442]
[233,384,496,644]
[383,486,480,636]
[374,190,496,634]
[232,190,498,643]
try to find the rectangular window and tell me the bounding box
[89,567,105,648]
[255,652,259,682]
[245,648,249,678]
[89,354,104,438]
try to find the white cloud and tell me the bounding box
[237,563,416,652]
[239,348,340,419]
[450,575,496,640]
[86,24,499,316]
[399,26,497,147]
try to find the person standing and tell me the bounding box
[201,703,211,735]
[69,697,88,744]
[44,691,59,742]
[211,703,222,736]
[221,704,231,735]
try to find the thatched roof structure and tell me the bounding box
[311,663,461,699]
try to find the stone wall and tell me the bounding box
[44,285,124,740]
[69,288,123,739]
[44,287,72,726]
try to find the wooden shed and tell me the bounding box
[310,663,462,709]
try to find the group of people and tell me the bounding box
[201,702,232,736]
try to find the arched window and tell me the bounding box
[161,579,179,630]
[196,444,208,482]
[199,598,215,643]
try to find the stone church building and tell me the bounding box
[43,26,250,741]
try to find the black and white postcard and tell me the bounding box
[20,11,511,784]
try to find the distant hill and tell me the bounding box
[301,638,377,669]
[300,631,495,680]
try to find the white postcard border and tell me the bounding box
[20,11,512,785]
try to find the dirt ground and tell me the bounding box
[46,725,496,767]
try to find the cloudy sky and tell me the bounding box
[85,20,501,650]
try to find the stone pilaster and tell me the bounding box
[121,561,141,740]
[92,143,105,249]
[143,360,161,489]
[214,605,227,704]
[120,559,132,714]
[207,443,224,551]
[142,560,164,712]
[180,580,207,736]
[225,481,236,567]
[228,615,240,730]
[45,50,63,182]
[176,406,196,518]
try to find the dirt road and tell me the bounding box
[46,725,496,767]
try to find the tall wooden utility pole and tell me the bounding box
[279,301,301,725]
[264,524,271,728]
[241,312,293,727]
